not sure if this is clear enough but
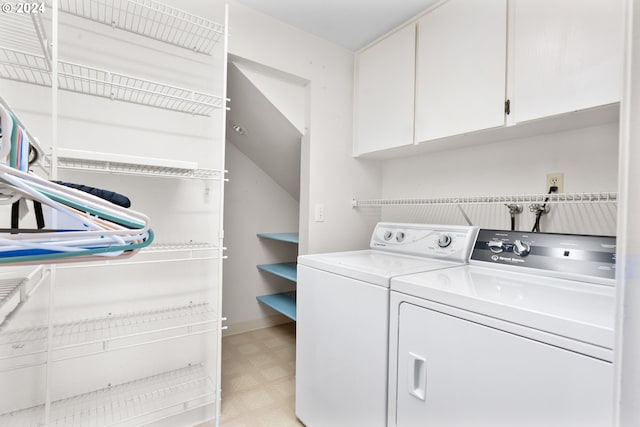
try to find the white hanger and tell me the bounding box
[0,100,153,265]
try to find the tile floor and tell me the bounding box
[217,322,303,427]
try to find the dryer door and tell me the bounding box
[395,302,612,427]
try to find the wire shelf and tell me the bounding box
[55,157,222,179]
[49,241,223,269]
[144,242,218,253]
[0,279,26,313]
[0,302,216,366]
[0,364,215,426]
[55,0,224,55]
[191,169,224,180]
[0,13,50,59]
[352,192,619,207]
[0,49,222,115]
[0,47,51,87]
[0,267,48,329]
[58,60,222,115]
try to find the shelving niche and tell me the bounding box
[256,233,299,321]
[0,1,228,425]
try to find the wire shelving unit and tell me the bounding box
[0,302,216,371]
[0,2,227,425]
[54,0,224,55]
[0,363,215,426]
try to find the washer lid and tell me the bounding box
[391,265,615,350]
[298,250,464,287]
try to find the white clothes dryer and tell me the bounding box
[388,229,616,427]
[296,223,478,427]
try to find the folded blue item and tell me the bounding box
[52,181,131,208]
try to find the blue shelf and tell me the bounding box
[257,292,296,321]
[257,262,297,282]
[256,232,299,244]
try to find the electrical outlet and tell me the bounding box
[546,173,564,193]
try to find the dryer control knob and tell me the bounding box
[488,240,504,253]
[513,240,531,257]
[438,233,452,248]
[383,231,393,241]
[396,231,406,242]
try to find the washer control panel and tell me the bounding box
[471,229,616,281]
[370,223,478,262]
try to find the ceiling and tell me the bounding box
[235,0,441,51]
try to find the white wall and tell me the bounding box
[221,0,383,254]
[226,60,303,200]
[223,143,299,334]
[380,123,619,235]
[233,60,307,136]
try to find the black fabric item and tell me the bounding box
[33,201,45,229]
[10,201,19,234]
[0,228,78,233]
[53,181,132,208]
[10,200,47,232]
[28,145,38,165]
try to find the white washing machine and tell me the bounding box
[388,229,616,427]
[296,223,478,427]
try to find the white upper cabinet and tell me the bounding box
[352,0,624,158]
[354,24,416,156]
[510,0,624,123]
[414,0,508,143]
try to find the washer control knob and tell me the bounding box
[383,231,393,241]
[438,233,452,248]
[396,231,406,242]
[513,240,531,257]
[488,240,504,253]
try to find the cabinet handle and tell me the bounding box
[505,99,511,115]
[408,352,427,401]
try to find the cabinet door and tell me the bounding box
[414,0,507,143]
[395,302,613,427]
[511,0,624,123]
[354,24,416,155]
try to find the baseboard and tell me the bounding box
[222,314,294,336]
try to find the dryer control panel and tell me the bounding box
[471,229,616,282]
[370,223,478,262]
